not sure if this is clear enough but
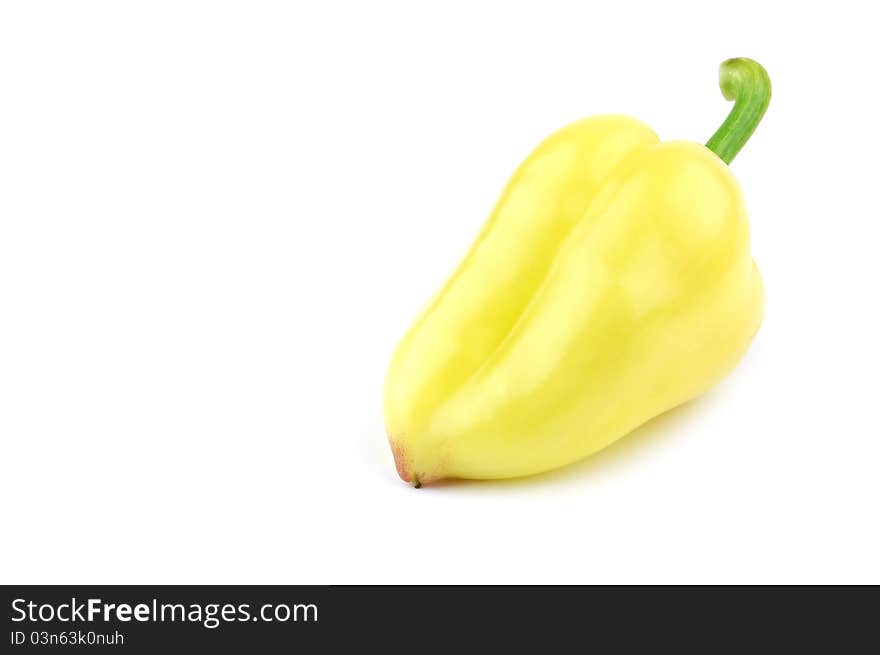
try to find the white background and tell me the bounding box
[1,1,878,584]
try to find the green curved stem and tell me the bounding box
[705,58,771,164]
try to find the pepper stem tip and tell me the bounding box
[705,57,771,165]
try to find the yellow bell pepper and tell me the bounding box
[384,58,771,486]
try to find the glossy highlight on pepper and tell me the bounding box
[384,58,771,486]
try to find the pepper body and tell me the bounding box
[384,60,769,485]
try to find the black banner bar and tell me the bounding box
[2,586,876,651]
